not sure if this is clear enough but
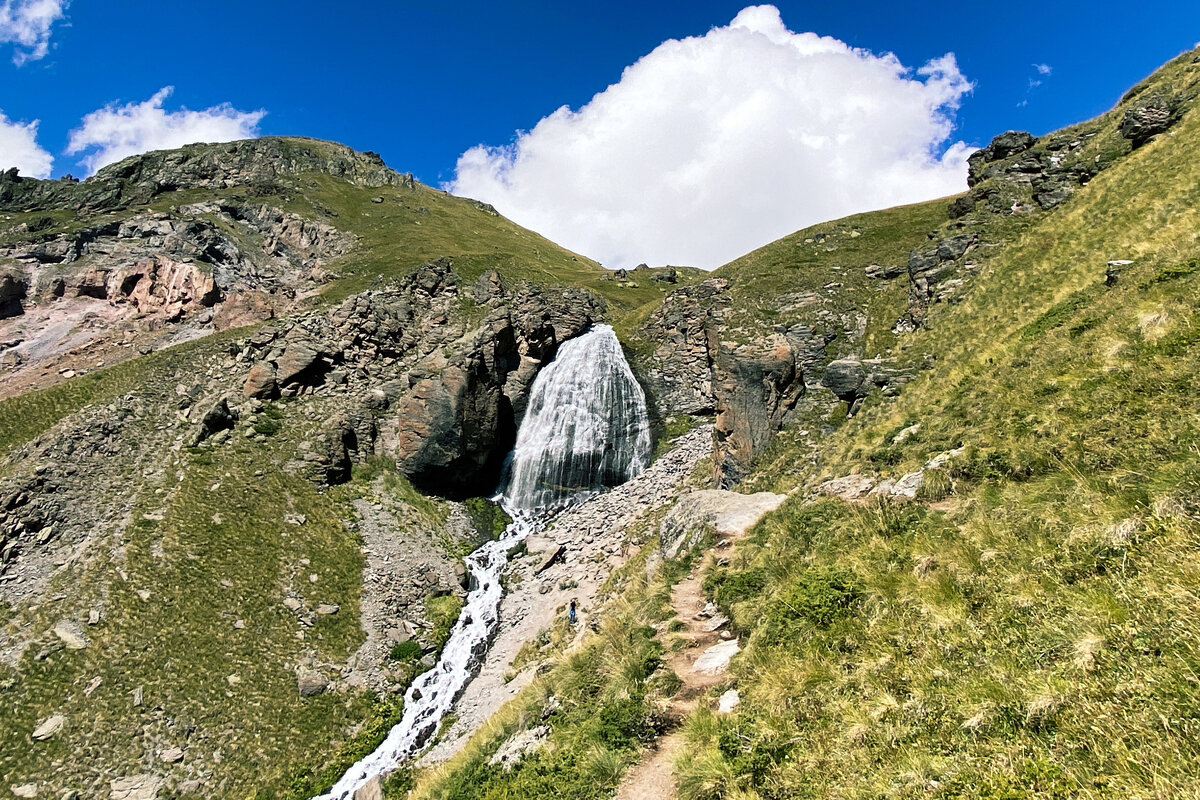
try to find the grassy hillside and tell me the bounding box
[712,199,949,355]
[401,48,1200,800]
[674,49,1200,799]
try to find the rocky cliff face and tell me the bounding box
[0,257,602,611]
[232,260,604,493]
[0,198,352,394]
[639,278,804,484]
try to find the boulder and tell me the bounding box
[821,358,868,401]
[190,396,238,446]
[693,638,739,675]
[864,263,905,279]
[967,130,1036,186]
[488,725,550,769]
[158,746,184,764]
[660,490,786,558]
[274,339,322,386]
[355,777,383,800]
[31,714,65,740]
[52,619,89,650]
[1119,95,1178,146]
[533,544,564,575]
[243,361,278,399]
[109,775,162,800]
[297,670,329,697]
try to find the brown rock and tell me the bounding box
[243,361,278,399]
[214,290,276,331]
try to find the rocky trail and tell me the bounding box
[617,543,738,800]
[617,491,785,800]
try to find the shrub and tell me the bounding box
[426,594,465,647]
[762,566,863,644]
[463,496,512,540]
[703,567,767,612]
[388,640,422,662]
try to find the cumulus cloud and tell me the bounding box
[66,87,266,175]
[1033,63,1053,76]
[448,5,973,269]
[0,0,67,65]
[0,109,52,177]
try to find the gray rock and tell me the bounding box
[821,359,868,401]
[533,545,564,575]
[158,746,184,764]
[488,725,549,768]
[275,340,322,386]
[355,777,383,800]
[864,263,905,279]
[52,619,89,650]
[189,396,238,446]
[1120,95,1178,146]
[109,774,162,800]
[660,490,786,558]
[297,670,329,697]
[31,714,65,740]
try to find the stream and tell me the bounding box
[313,325,651,799]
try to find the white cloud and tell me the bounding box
[1033,63,1053,75]
[448,5,973,269]
[66,87,266,175]
[0,109,52,177]
[0,0,67,65]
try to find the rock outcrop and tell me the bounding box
[659,489,786,558]
[230,259,604,493]
[0,137,401,213]
[1119,94,1179,146]
[640,278,805,483]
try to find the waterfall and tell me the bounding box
[314,324,650,799]
[504,324,652,510]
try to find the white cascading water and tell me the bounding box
[314,324,651,799]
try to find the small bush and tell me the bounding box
[388,640,422,662]
[763,566,863,639]
[703,567,767,612]
[426,594,465,647]
[463,496,512,540]
[253,417,283,436]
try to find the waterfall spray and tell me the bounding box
[314,324,651,799]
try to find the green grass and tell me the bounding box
[0,393,475,798]
[274,172,703,327]
[662,49,1200,800]
[411,47,1200,800]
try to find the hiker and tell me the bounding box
[569,599,577,625]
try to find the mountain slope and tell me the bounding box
[405,46,1200,800]
[0,138,696,799]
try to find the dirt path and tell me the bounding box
[616,539,739,800]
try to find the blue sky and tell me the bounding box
[2,1,1198,266]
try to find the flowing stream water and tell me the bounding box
[314,324,651,799]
